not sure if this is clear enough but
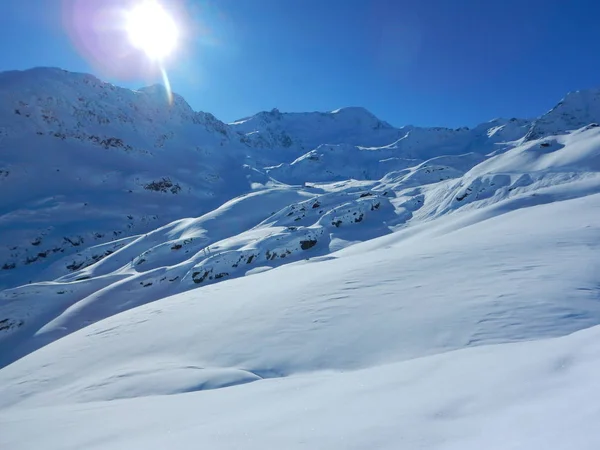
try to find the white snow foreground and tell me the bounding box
[2,68,600,448]
[1,191,600,448]
[2,327,600,450]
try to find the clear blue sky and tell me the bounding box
[1,0,599,127]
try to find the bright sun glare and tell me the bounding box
[126,1,179,61]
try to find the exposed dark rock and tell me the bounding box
[67,261,85,271]
[2,262,16,270]
[359,192,372,198]
[300,239,317,250]
[214,272,229,279]
[0,318,23,332]
[456,190,470,202]
[247,255,255,264]
[332,220,342,227]
[312,201,321,209]
[354,214,364,223]
[171,243,183,250]
[144,177,181,194]
[192,270,210,284]
[99,137,125,149]
[25,255,39,265]
[63,236,84,247]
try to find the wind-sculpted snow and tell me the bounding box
[2,190,600,409]
[2,69,600,291]
[0,68,288,289]
[3,68,600,449]
[2,125,600,369]
[4,324,600,450]
[0,187,397,366]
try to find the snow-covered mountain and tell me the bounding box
[0,67,270,289]
[526,88,600,141]
[2,68,600,449]
[4,68,596,292]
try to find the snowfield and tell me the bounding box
[2,326,600,450]
[2,68,600,449]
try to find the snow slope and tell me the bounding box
[2,68,600,449]
[4,125,600,368]
[2,326,600,450]
[526,88,600,141]
[0,68,266,289]
[1,190,600,449]
[2,68,599,291]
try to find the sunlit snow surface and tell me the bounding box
[2,69,600,449]
[2,191,600,449]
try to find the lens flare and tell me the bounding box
[62,0,192,106]
[126,1,179,61]
[160,66,174,104]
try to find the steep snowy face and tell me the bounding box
[3,69,600,450]
[0,68,260,289]
[3,123,600,369]
[2,67,600,294]
[230,106,405,159]
[263,119,534,185]
[231,109,534,174]
[525,88,600,140]
[0,67,231,138]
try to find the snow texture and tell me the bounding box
[2,68,600,449]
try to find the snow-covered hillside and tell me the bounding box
[2,68,599,292]
[2,68,600,449]
[2,189,600,449]
[0,67,273,289]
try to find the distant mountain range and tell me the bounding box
[0,66,599,362]
[2,67,600,449]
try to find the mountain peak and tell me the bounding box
[524,87,600,141]
[329,106,376,117]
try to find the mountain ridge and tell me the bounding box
[1,67,600,351]
[2,67,600,291]
[2,67,600,449]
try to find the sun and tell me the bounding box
[126,1,179,61]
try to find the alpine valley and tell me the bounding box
[1,67,600,449]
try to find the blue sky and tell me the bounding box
[1,0,599,127]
